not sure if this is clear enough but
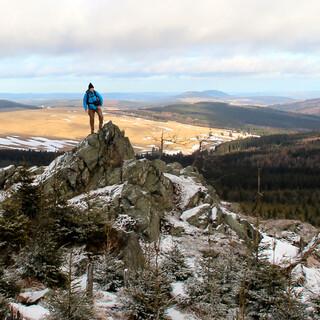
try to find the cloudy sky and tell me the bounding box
[1,0,320,93]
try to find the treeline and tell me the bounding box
[215,131,320,155]
[0,149,61,167]
[142,132,320,226]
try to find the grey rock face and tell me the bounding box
[0,165,16,189]
[38,121,135,197]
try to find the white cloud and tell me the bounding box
[1,54,320,79]
[0,0,320,56]
[0,0,320,84]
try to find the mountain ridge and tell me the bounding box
[140,101,320,132]
[0,99,37,111]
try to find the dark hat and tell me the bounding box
[88,82,94,89]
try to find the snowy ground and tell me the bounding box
[5,175,319,319]
[0,136,78,151]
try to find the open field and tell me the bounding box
[0,107,251,153]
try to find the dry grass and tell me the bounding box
[0,107,243,153]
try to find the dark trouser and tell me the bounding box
[88,107,103,134]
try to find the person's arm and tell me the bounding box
[96,91,104,106]
[83,93,88,111]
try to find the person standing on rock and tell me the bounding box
[83,83,104,134]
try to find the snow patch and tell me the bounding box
[95,290,119,309]
[10,303,49,320]
[113,214,137,233]
[166,306,197,320]
[293,264,320,299]
[166,214,200,235]
[171,282,188,298]
[180,204,210,222]
[211,206,218,221]
[0,136,78,152]
[0,190,7,203]
[68,184,124,210]
[260,233,299,265]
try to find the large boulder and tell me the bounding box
[37,121,135,197]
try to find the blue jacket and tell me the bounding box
[83,90,104,111]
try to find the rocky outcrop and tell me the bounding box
[37,121,135,197]
[0,122,221,270]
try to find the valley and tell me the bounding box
[0,107,250,153]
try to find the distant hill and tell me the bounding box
[0,92,297,109]
[274,98,320,116]
[176,90,230,99]
[137,102,320,133]
[0,99,37,111]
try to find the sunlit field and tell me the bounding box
[0,107,248,153]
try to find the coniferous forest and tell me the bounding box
[143,131,320,226]
[0,149,61,167]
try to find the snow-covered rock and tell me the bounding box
[17,288,49,305]
[260,233,300,265]
[164,173,209,210]
[180,203,211,229]
[10,303,49,320]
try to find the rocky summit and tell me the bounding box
[1,121,320,320]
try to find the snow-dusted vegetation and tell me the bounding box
[0,122,319,320]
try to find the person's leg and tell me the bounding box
[88,109,95,134]
[97,107,104,131]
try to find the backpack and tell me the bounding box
[86,90,101,107]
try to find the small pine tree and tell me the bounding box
[47,251,96,320]
[0,195,31,256]
[244,261,287,319]
[161,243,191,281]
[94,250,124,292]
[14,231,64,286]
[270,269,307,320]
[15,166,42,219]
[122,241,172,320]
[0,265,20,298]
[241,231,307,319]
[0,166,43,258]
[186,252,241,319]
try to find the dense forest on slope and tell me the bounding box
[142,132,320,226]
[0,149,60,167]
[132,102,320,133]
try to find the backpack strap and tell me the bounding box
[86,90,90,106]
[93,90,100,105]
